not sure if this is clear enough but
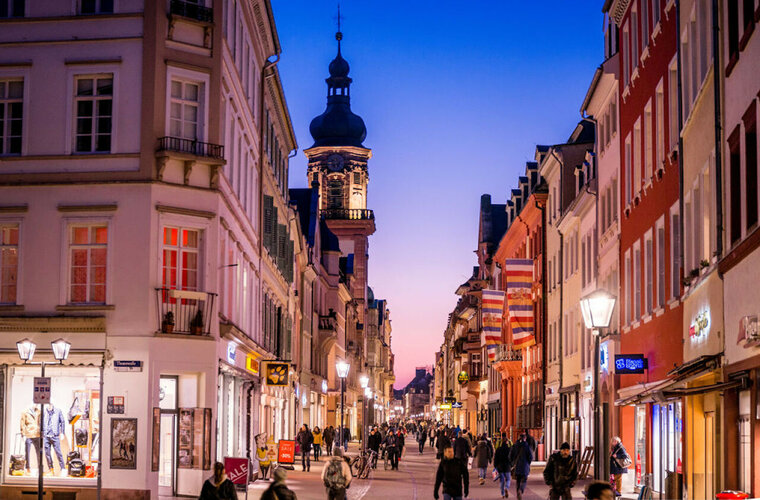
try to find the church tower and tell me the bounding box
[305,30,375,319]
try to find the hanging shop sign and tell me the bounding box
[265,362,289,386]
[439,403,452,410]
[689,310,710,341]
[600,342,609,371]
[614,354,648,374]
[457,371,470,384]
[321,380,328,393]
[114,360,143,372]
[226,342,237,364]
[246,355,259,374]
[451,401,463,409]
[444,396,456,405]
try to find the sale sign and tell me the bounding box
[277,440,296,464]
[224,457,249,485]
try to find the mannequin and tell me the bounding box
[42,405,65,474]
[20,406,40,474]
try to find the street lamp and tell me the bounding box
[359,376,369,450]
[336,360,350,452]
[580,290,616,481]
[17,338,71,500]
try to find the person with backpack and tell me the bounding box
[199,461,237,500]
[260,467,298,500]
[493,433,513,498]
[321,447,352,500]
[436,427,451,460]
[433,444,469,500]
[543,442,578,500]
[509,433,533,500]
[474,434,494,485]
[453,429,472,464]
[296,424,314,472]
[609,437,631,497]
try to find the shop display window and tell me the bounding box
[634,405,647,487]
[5,366,100,483]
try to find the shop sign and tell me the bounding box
[615,354,648,374]
[451,401,463,409]
[223,457,249,485]
[114,360,143,372]
[33,377,51,404]
[739,315,759,348]
[226,342,237,364]
[444,396,456,404]
[439,403,452,410]
[457,371,469,384]
[277,440,296,464]
[107,396,125,414]
[265,362,289,386]
[689,310,710,341]
[246,355,259,374]
[600,342,609,371]
[321,380,328,393]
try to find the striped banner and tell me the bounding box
[486,344,499,362]
[481,289,505,346]
[505,259,536,349]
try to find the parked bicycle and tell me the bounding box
[349,448,377,479]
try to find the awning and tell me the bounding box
[615,378,674,406]
[559,384,580,394]
[0,350,106,367]
[662,373,751,398]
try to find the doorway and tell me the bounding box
[159,376,178,496]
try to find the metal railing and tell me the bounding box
[321,208,374,220]
[155,288,216,336]
[318,314,337,332]
[157,136,224,159]
[170,0,213,23]
[493,343,523,362]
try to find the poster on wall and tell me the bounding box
[110,418,137,469]
[203,407,212,470]
[151,408,160,471]
[178,408,194,468]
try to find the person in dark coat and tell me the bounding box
[342,426,351,452]
[474,434,494,485]
[323,426,335,456]
[509,434,533,500]
[397,429,406,459]
[418,426,427,454]
[609,437,630,496]
[433,445,469,500]
[260,467,298,500]
[429,426,437,449]
[543,442,578,500]
[199,462,236,500]
[493,433,513,498]
[436,428,451,460]
[453,430,472,463]
[296,424,313,472]
[383,429,401,470]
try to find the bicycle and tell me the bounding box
[350,449,377,479]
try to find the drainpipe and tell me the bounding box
[711,0,723,259]
[537,198,548,454]
[676,0,685,288]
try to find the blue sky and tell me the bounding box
[272,1,605,388]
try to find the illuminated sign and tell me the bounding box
[265,362,289,386]
[444,396,456,405]
[246,355,259,374]
[227,342,237,364]
[689,310,710,341]
[321,380,328,393]
[614,354,648,374]
[457,371,469,384]
[600,342,609,372]
[439,403,452,410]
[452,401,463,409]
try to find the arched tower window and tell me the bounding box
[327,178,344,209]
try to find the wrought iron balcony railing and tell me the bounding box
[155,288,217,336]
[493,343,523,362]
[157,136,224,159]
[170,0,213,23]
[321,208,374,220]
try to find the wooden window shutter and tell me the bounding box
[270,206,279,255]
[263,196,274,251]
[277,224,287,272]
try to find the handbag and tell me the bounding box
[67,451,80,465]
[75,428,88,446]
[491,468,499,481]
[467,456,474,469]
[68,458,86,477]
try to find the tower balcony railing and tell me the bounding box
[170,0,214,23]
[493,343,523,362]
[157,136,224,159]
[321,208,374,220]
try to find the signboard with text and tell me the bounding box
[33,377,51,404]
[224,457,249,485]
[614,354,648,374]
[277,440,295,464]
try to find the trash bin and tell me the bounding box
[716,491,750,499]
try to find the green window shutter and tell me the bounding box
[270,206,279,255]
[286,239,294,283]
[277,224,286,273]
[263,196,273,251]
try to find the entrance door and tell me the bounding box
[705,412,715,499]
[159,376,179,496]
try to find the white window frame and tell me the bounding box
[78,0,116,15]
[634,117,642,195]
[633,240,642,321]
[65,64,120,155]
[670,202,681,300]
[161,225,202,293]
[625,133,633,206]
[0,73,28,156]
[156,212,211,298]
[656,216,666,309]
[623,21,630,86]
[625,249,632,325]
[644,229,654,315]
[60,217,113,306]
[165,65,210,143]
[656,79,665,170]
[72,74,115,154]
[645,99,653,182]
[0,219,22,305]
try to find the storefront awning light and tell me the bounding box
[51,338,71,361]
[580,290,617,331]
[336,360,350,379]
[16,338,36,362]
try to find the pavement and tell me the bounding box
[235,441,636,500]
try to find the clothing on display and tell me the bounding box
[20,407,41,473]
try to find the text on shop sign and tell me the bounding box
[614,354,648,374]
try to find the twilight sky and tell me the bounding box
[272,1,604,389]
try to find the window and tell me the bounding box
[625,135,633,205]
[69,225,108,304]
[80,0,113,14]
[74,76,113,153]
[631,8,639,69]
[645,231,653,315]
[0,0,24,17]
[634,118,642,195]
[634,241,641,320]
[625,250,632,325]
[0,224,18,304]
[641,0,650,51]
[645,100,653,181]
[162,227,200,292]
[170,80,200,140]
[656,80,665,169]
[745,104,758,230]
[668,60,679,151]
[657,219,666,308]
[0,79,23,155]
[727,0,740,61]
[652,0,661,27]
[623,22,630,86]
[670,204,681,299]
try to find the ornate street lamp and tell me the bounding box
[16,338,36,361]
[336,360,350,451]
[51,338,72,361]
[580,290,616,481]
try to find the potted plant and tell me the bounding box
[190,309,204,335]
[700,259,709,269]
[161,311,175,334]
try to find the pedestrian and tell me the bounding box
[609,436,631,497]
[429,426,437,450]
[368,427,382,467]
[199,461,237,500]
[342,426,351,452]
[383,428,400,470]
[525,432,537,460]
[585,481,616,500]
[321,447,352,500]
[313,426,323,462]
[418,425,427,454]
[260,467,298,500]
[433,445,469,500]
[397,429,406,459]
[436,427,451,460]
[296,424,313,472]
[508,433,533,500]
[323,426,334,456]
[453,429,472,464]
[474,433,493,485]
[493,432,513,498]
[543,442,578,500]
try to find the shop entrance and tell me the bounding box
[158,376,178,496]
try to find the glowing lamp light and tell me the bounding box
[360,375,369,388]
[580,290,617,332]
[17,339,36,362]
[336,360,350,379]
[51,338,71,361]
[364,387,372,398]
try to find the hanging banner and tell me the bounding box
[486,344,499,362]
[505,259,535,349]
[482,289,505,347]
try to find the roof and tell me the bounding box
[289,185,320,247]
[320,221,341,252]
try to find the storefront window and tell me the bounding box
[634,405,647,487]
[5,366,100,483]
[738,391,751,493]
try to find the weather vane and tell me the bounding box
[334,2,344,42]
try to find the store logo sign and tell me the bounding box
[739,315,760,348]
[689,310,710,341]
[600,342,609,372]
[246,355,259,374]
[265,362,289,386]
[226,342,237,364]
[321,380,328,393]
[615,354,648,374]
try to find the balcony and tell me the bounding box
[321,208,374,220]
[493,344,523,377]
[157,136,224,159]
[170,0,213,23]
[155,288,216,336]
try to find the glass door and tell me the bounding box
[159,376,178,496]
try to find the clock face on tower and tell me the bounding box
[326,154,345,172]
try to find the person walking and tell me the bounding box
[493,433,513,498]
[397,429,406,459]
[473,434,493,485]
[383,428,401,470]
[609,437,631,497]
[296,424,313,472]
[418,425,427,454]
[543,442,578,500]
[321,447,352,500]
[509,433,533,500]
[368,427,382,467]
[199,462,237,500]
[429,426,437,450]
[342,426,351,452]
[312,426,323,462]
[436,427,451,460]
[433,445,469,500]
[260,467,298,500]
[324,426,334,456]
[585,481,616,500]
[453,429,472,464]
